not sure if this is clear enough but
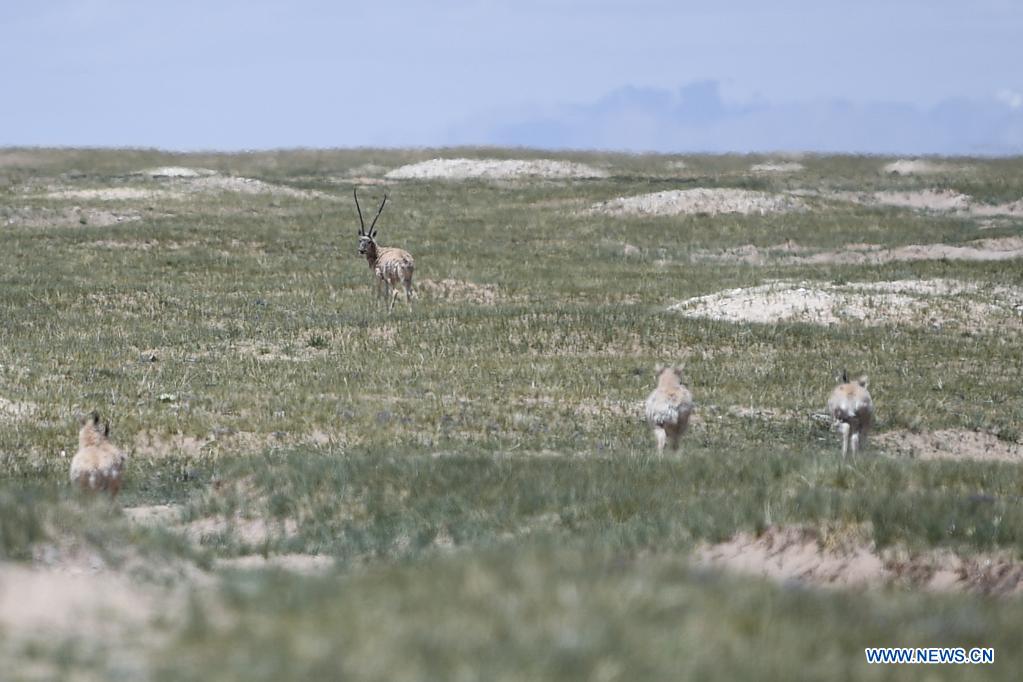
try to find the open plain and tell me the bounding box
[2,148,1023,680]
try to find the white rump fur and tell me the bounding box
[644,365,694,452]
[827,372,873,457]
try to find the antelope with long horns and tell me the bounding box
[355,188,415,311]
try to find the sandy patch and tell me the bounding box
[0,562,158,637]
[385,158,608,180]
[972,199,1023,217]
[693,236,1023,266]
[750,161,804,173]
[670,278,1023,329]
[876,429,1023,462]
[591,188,805,217]
[2,205,144,228]
[0,396,37,421]
[883,159,957,175]
[417,278,505,305]
[694,525,1023,596]
[43,187,174,201]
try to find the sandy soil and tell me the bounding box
[385,158,608,180]
[591,188,805,217]
[694,525,1023,596]
[692,236,1023,266]
[670,278,1023,330]
[0,562,158,637]
[876,429,1023,462]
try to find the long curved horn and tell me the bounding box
[368,193,388,237]
[353,188,366,235]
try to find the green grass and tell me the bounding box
[1,148,1023,680]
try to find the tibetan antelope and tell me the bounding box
[354,188,415,311]
[828,371,873,457]
[70,411,128,498]
[645,364,694,452]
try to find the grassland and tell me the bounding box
[1,148,1023,680]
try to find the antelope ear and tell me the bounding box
[857,375,869,388]
[674,364,685,375]
[654,363,665,375]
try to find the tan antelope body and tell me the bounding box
[644,365,694,452]
[828,371,873,457]
[70,412,127,497]
[354,189,415,311]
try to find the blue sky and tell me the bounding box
[2,0,1021,153]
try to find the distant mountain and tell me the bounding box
[449,81,1023,155]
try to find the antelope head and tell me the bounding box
[355,188,387,256]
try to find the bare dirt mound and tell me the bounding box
[876,429,1023,462]
[670,279,1023,330]
[692,236,1023,266]
[385,158,608,180]
[694,525,1023,596]
[592,188,805,217]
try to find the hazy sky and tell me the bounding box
[2,0,1021,152]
